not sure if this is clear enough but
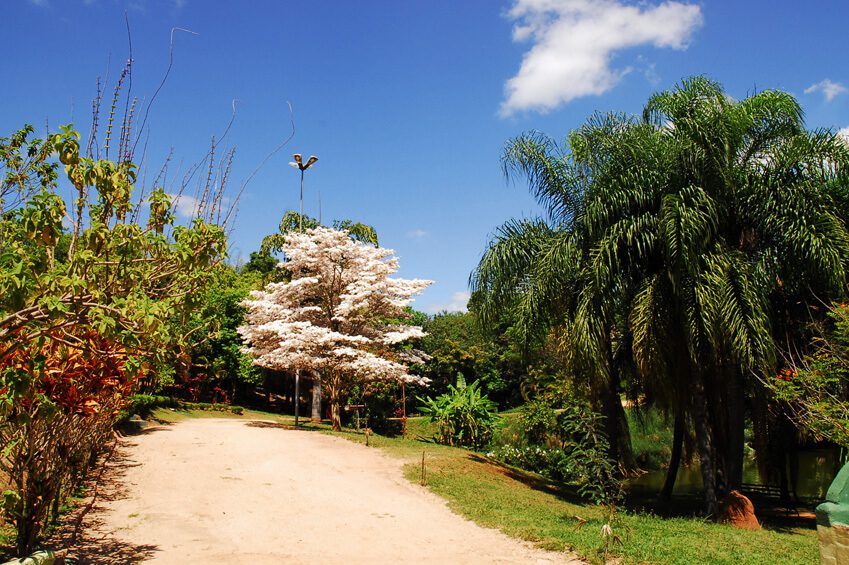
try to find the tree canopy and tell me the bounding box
[239,226,431,429]
[472,76,849,513]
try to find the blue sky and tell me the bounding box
[3,0,849,313]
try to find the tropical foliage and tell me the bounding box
[472,76,849,514]
[768,302,849,449]
[0,329,136,553]
[492,401,623,507]
[419,378,499,449]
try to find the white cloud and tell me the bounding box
[838,126,849,143]
[407,229,428,240]
[168,193,200,218]
[166,193,231,218]
[805,79,848,102]
[500,0,703,116]
[425,291,471,314]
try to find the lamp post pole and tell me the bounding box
[289,153,318,428]
[299,168,304,232]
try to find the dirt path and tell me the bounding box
[59,418,580,564]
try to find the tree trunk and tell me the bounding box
[311,370,322,423]
[725,367,745,491]
[330,372,342,431]
[602,383,636,471]
[602,338,636,471]
[660,410,685,500]
[692,372,718,516]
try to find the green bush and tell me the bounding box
[347,380,403,436]
[487,444,564,476]
[419,380,498,449]
[518,399,557,445]
[189,402,245,415]
[492,400,623,506]
[117,394,178,422]
[553,404,623,506]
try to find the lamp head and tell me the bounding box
[304,155,319,169]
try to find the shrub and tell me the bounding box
[519,399,557,445]
[553,404,623,507]
[0,330,139,554]
[189,402,245,415]
[117,394,178,422]
[0,120,228,554]
[419,380,498,449]
[491,400,623,507]
[487,444,564,477]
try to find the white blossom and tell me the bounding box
[239,227,433,390]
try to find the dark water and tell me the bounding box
[627,447,843,501]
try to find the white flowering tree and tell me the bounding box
[239,226,432,430]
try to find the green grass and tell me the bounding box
[338,417,816,564]
[151,405,288,423]
[150,405,818,564]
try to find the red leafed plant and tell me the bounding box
[0,329,142,554]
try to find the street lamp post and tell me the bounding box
[288,153,318,427]
[290,153,319,232]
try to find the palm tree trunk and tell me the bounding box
[602,383,636,471]
[660,410,685,499]
[692,372,718,516]
[602,337,636,471]
[725,367,745,491]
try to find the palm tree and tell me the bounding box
[630,77,849,510]
[471,127,639,470]
[473,76,849,514]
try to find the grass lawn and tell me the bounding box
[150,405,818,564]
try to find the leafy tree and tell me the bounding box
[181,266,263,402]
[242,250,278,276]
[768,302,849,449]
[419,310,530,407]
[0,123,228,552]
[239,227,431,430]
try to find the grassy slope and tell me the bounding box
[151,407,817,564]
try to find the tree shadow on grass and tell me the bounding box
[120,425,173,436]
[467,452,815,533]
[466,453,587,505]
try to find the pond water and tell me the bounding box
[627,447,843,501]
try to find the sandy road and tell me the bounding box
[60,418,580,564]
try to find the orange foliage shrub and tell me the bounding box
[0,329,141,554]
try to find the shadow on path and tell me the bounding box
[51,437,164,564]
[245,420,319,431]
